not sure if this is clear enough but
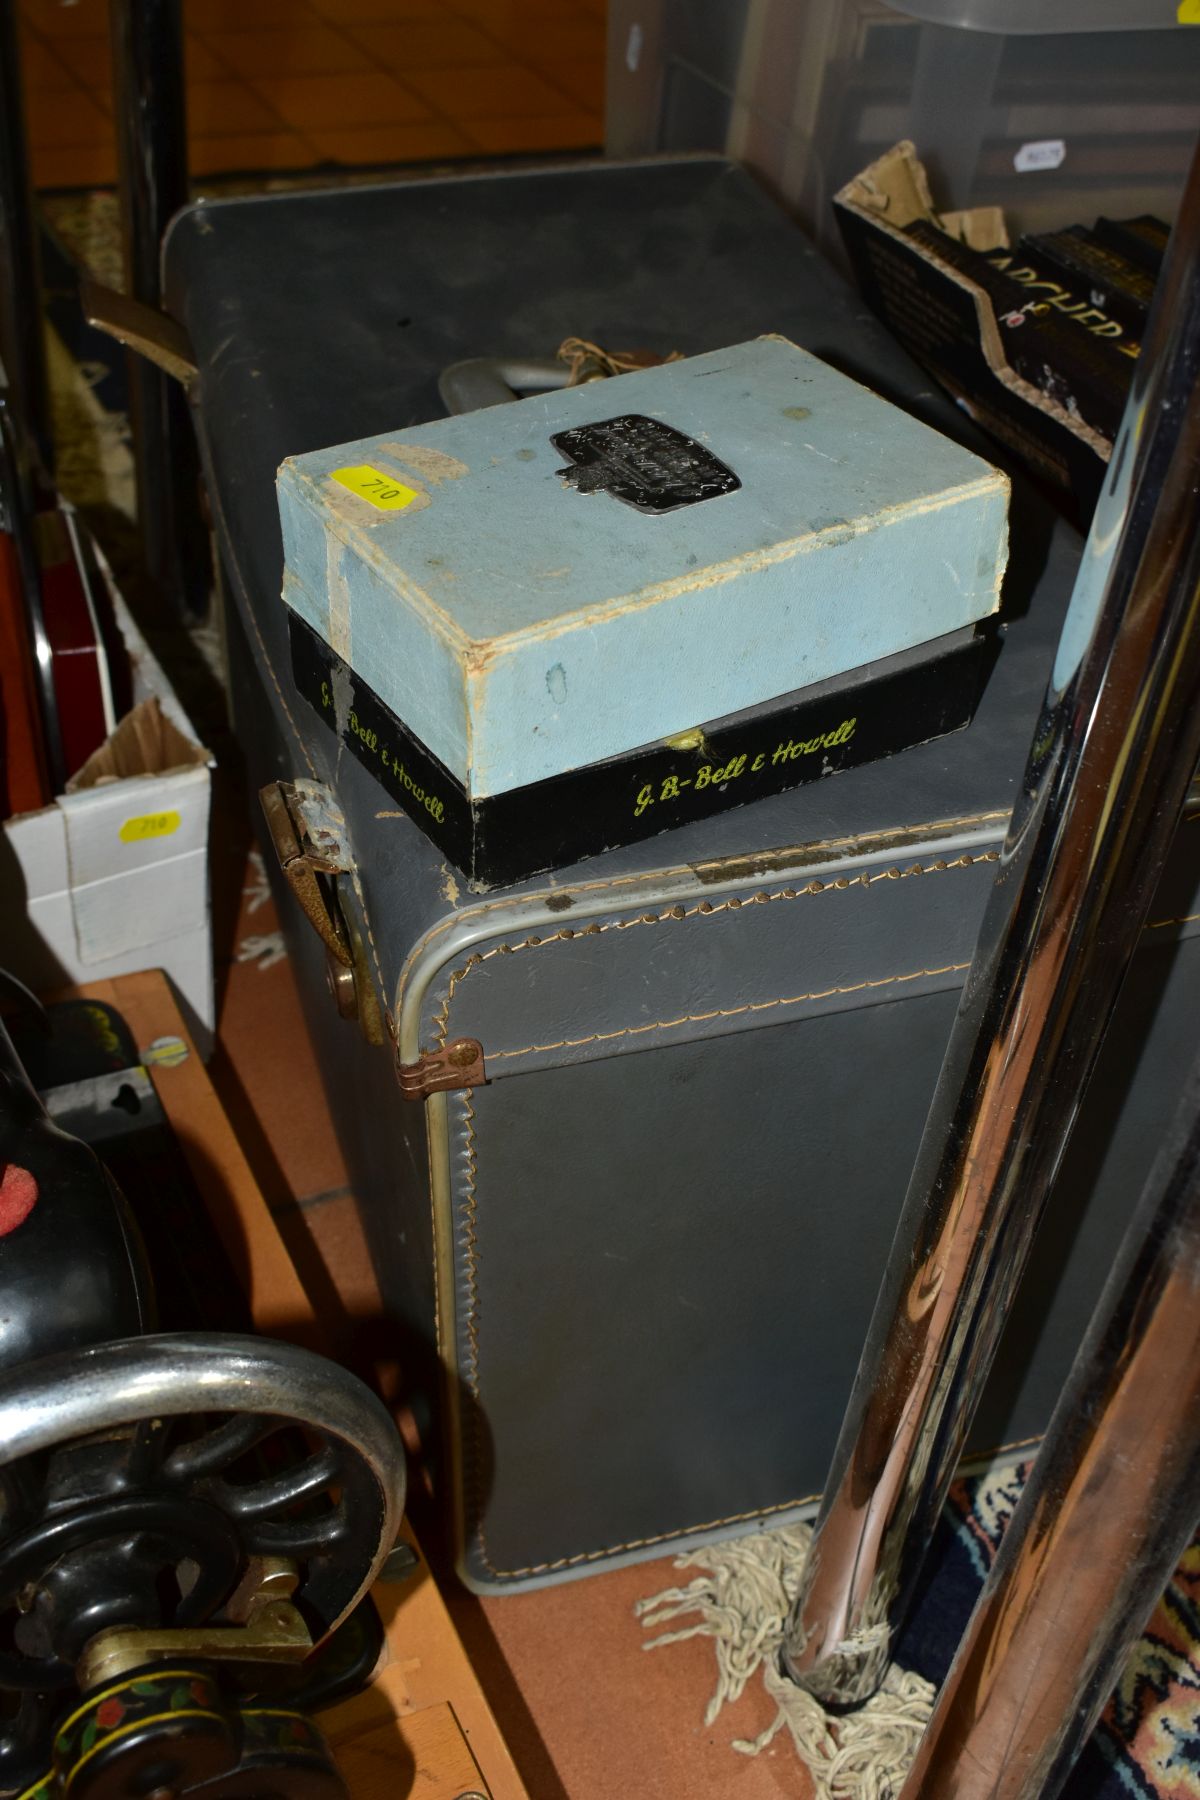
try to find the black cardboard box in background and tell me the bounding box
[835,141,1114,521]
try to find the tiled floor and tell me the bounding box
[208,832,806,1799]
[17,0,607,189]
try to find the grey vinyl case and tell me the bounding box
[164,156,1200,1593]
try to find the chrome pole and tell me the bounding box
[782,130,1200,1706]
[898,1052,1200,1800]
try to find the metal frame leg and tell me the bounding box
[0,0,52,474]
[109,0,206,616]
[898,1050,1200,1800]
[782,128,1200,1706]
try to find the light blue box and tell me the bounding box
[277,335,1008,798]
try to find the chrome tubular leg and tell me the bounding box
[782,129,1200,1706]
[898,1053,1200,1800]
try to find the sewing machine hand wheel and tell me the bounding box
[0,1335,405,1794]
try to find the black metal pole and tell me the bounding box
[0,0,52,476]
[109,0,205,616]
[783,128,1200,1706]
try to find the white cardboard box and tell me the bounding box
[0,566,215,1051]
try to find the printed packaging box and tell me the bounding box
[288,610,989,889]
[277,335,1008,803]
[1,552,215,1047]
[834,141,1116,520]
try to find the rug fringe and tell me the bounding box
[636,1523,934,1799]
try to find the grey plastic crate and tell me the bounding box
[607,0,1200,264]
[896,0,1179,31]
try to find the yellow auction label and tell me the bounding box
[119,810,180,843]
[330,465,420,510]
[1179,0,1200,20]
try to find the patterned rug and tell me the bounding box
[897,1461,1200,1800]
[639,1456,1200,1799]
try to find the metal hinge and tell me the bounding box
[396,1039,486,1101]
[259,779,386,1046]
[259,779,354,967]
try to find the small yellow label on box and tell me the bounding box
[330,465,420,511]
[120,810,181,844]
[1179,1,1200,21]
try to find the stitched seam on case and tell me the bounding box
[436,887,1200,1062]
[457,1093,482,1402]
[456,1094,490,1568]
[401,798,1196,1007]
[427,1172,442,1362]
[488,959,977,1063]
[397,807,1016,999]
[432,850,1001,1049]
[346,863,387,1000]
[474,1491,820,1580]
[452,877,1200,1580]
[1148,907,1200,932]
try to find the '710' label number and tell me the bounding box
[330,465,420,511]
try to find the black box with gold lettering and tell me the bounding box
[288,611,988,891]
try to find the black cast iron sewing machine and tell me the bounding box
[0,998,407,1800]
